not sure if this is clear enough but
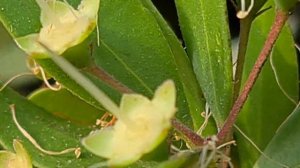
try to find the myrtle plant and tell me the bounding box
[0,0,299,167]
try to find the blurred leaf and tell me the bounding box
[155,152,198,168]
[235,1,299,167]
[175,0,233,126]
[28,88,103,126]
[254,103,300,167]
[0,85,102,167]
[274,0,298,11]
[0,23,34,88]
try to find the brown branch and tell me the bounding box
[217,10,289,142]
[84,65,134,94]
[171,119,204,146]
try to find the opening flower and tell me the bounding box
[82,80,177,166]
[15,0,99,55]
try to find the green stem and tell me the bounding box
[233,18,252,101]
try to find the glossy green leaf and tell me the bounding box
[28,88,103,126]
[254,103,300,167]
[235,1,299,167]
[0,85,102,167]
[175,0,233,126]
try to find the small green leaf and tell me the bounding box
[175,0,233,126]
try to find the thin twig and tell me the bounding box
[218,10,289,142]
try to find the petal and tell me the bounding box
[152,80,176,118]
[0,140,32,168]
[13,140,32,168]
[15,34,43,55]
[120,94,150,117]
[81,128,114,158]
[37,0,76,26]
[38,17,90,53]
[78,0,100,19]
[0,151,17,167]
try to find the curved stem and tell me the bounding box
[218,10,289,142]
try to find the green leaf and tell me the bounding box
[254,103,300,167]
[175,0,233,126]
[28,88,103,126]
[93,0,200,127]
[235,1,299,167]
[0,85,102,167]
[139,0,207,131]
